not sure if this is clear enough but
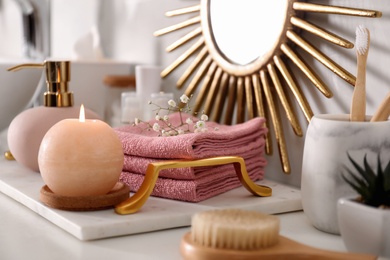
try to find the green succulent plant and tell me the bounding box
[342,153,390,208]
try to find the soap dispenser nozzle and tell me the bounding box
[8,60,73,107]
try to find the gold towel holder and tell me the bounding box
[115,156,272,215]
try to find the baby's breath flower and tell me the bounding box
[168,99,176,107]
[152,123,160,132]
[180,94,190,104]
[161,130,170,137]
[132,94,215,136]
[186,117,193,124]
[201,114,208,121]
[196,120,206,129]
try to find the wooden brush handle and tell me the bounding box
[180,233,377,260]
[350,29,370,122]
[350,57,367,122]
[371,92,390,122]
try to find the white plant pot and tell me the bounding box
[301,114,390,234]
[338,197,390,258]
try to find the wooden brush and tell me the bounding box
[371,92,390,122]
[180,209,376,260]
[350,25,370,122]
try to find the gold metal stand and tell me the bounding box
[115,156,272,215]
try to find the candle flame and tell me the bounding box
[79,104,85,122]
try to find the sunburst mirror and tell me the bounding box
[154,0,382,174]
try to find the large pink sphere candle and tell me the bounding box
[38,105,124,197]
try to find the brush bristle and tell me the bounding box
[355,25,369,55]
[191,209,280,250]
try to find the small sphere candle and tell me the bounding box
[38,105,124,197]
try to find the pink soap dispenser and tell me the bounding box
[7,60,101,172]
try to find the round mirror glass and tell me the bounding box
[209,0,288,65]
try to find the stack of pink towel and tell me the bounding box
[115,113,268,202]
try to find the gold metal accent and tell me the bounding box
[244,76,255,120]
[204,67,223,115]
[261,70,290,174]
[224,76,237,125]
[252,73,272,155]
[286,30,356,86]
[177,47,208,89]
[281,43,333,98]
[267,62,302,137]
[161,38,204,78]
[184,55,213,97]
[236,77,245,124]
[212,72,229,123]
[193,62,217,112]
[153,16,201,37]
[166,27,202,52]
[165,4,200,17]
[290,17,353,49]
[273,55,313,124]
[293,2,382,18]
[8,61,73,107]
[4,151,15,160]
[115,156,272,215]
[154,1,381,174]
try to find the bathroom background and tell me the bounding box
[1,0,389,187]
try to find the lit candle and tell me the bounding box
[38,105,124,197]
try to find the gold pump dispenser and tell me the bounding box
[8,61,73,107]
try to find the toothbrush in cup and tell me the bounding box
[371,92,390,122]
[350,25,370,122]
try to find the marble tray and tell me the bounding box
[0,158,302,241]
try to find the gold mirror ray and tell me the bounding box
[273,55,313,123]
[280,43,333,98]
[211,71,229,122]
[236,77,245,124]
[268,61,302,137]
[154,0,382,174]
[244,76,255,120]
[224,75,237,125]
[251,73,272,156]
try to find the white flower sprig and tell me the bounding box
[133,94,215,137]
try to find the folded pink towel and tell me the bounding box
[120,160,264,202]
[115,113,267,159]
[116,113,268,202]
[123,146,265,180]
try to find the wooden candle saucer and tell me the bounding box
[40,182,130,211]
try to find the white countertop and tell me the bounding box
[0,130,378,259]
[0,189,349,260]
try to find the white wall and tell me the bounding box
[2,0,390,187]
[44,0,390,187]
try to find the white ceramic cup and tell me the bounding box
[135,65,161,100]
[121,91,143,123]
[301,114,390,234]
[135,65,162,120]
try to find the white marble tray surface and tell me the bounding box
[0,158,302,241]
